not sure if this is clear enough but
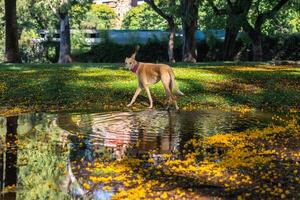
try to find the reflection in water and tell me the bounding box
[0,110,273,199]
[1,116,18,200]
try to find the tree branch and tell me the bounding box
[145,0,173,22]
[255,0,289,29]
[242,17,257,39]
[29,0,45,28]
[207,0,226,15]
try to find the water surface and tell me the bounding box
[0,110,273,199]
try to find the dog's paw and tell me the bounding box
[148,106,153,109]
[127,104,132,107]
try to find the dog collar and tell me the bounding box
[130,62,139,73]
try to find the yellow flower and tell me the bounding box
[161,192,168,199]
[83,183,91,190]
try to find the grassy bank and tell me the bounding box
[0,62,300,115]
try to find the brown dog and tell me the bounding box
[125,47,183,110]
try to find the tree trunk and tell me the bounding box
[251,33,263,61]
[223,13,240,60]
[180,0,200,63]
[58,11,72,64]
[4,0,21,63]
[145,0,176,63]
[223,27,239,60]
[168,21,176,63]
[244,25,263,61]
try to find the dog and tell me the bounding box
[125,47,184,110]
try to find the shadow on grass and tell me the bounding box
[176,65,300,111]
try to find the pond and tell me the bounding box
[0,109,273,199]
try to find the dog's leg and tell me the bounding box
[174,100,179,110]
[163,86,172,110]
[144,86,153,109]
[127,87,142,107]
[162,76,175,110]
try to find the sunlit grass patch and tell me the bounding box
[0,62,300,115]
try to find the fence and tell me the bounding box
[35,29,225,45]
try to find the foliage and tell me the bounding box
[15,0,57,62]
[19,29,44,63]
[145,0,182,27]
[82,38,173,63]
[71,3,117,29]
[74,32,300,63]
[261,0,300,35]
[71,30,89,53]
[83,4,117,29]
[198,0,226,30]
[16,126,69,200]
[122,3,167,30]
[17,0,58,30]
[70,3,91,29]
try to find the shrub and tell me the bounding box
[235,33,300,61]
[74,39,214,63]
[19,30,47,63]
[275,33,300,60]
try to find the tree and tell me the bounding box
[4,0,21,63]
[45,0,72,63]
[180,0,201,63]
[208,0,251,60]
[241,0,290,61]
[145,0,178,63]
[208,0,291,61]
[46,0,91,64]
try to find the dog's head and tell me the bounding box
[125,45,140,70]
[125,56,137,70]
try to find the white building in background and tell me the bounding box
[93,0,145,28]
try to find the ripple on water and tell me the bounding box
[51,109,273,158]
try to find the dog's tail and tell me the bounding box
[169,70,184,96]
[131,45,140,59]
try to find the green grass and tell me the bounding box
[0,62,300,115]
